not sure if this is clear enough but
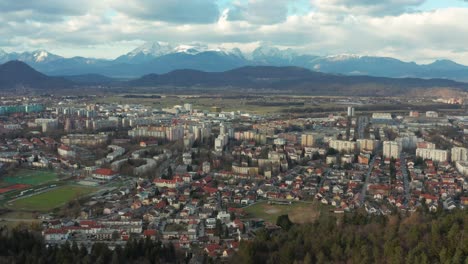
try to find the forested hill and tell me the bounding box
[0,210,466,263]
[0,228,180,264]
[127,66,468,96]
[232,210,468,264]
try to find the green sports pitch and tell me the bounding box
[2,169,58,185]
[8,185,97,211]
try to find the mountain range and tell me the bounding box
[1,42,468,81]
[1,60,467,96]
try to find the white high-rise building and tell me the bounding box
[301,134,315,147]
[192,126,201,141]
[451,147,468,162]
[220,123,227,136]
[347,106,355,117]
[166,126,184,141]
[455,161,468,175]
[416,148,449,162]
[396,135,419,149]
[357,139,379,152]
[383,141,401,159]
[215,134,228,152]
[329,140,356,153]
[184,103,193,112]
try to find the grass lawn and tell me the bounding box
[3,169,58,185]
[243,200,322,224]
[8,185,97,212]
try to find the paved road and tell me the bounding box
[318,168,329,191]
[400,153,411,205]
[357,116,369,139]
[360,148,381,205]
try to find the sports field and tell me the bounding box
[3,169,58,185]
[243,200,322,224]
[8,185,97,211]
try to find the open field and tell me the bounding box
[243,200,322,224]
[0,211,41,228]
[91,93,464,116]
[8,185,97,212]
[2,169,58,186]
[92,94,289,114]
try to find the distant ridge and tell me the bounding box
[0,60,72,89]
[61,74,117,85]
[1,61,466,96]
[126,66,468,96]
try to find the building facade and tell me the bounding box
[383,141,401,159]
[416,148,449,162]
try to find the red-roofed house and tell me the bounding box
[43,228,69,241]
[58,144,76,158]
[461,197,468,206]
[204,244,221,256]
[153,178,183,188]
[143,229,158,240]
[92,168,119,180]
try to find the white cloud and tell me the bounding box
[111,0,220,24]
[227,0,296,24]
[312,0,427,15]
[0,1,468,65]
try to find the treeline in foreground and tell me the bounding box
[233,210,468,264]
[0,228,181,264]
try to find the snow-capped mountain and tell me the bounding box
[251,45,319,68]
[33,50,54,62]
[0,50,112,76]
[252,46,298,62]
[115,42,245,64]
[127,41,173,57]
[15,50,63,64]
[309,56,425,78]
[2,43,468,80]
[321,54,363,62]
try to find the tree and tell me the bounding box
[112,231,120,240]
[303,252,312,264]
[111,250,120,264]
[215,219,223,236]
[327,148,339,156]
[414,157,424,167]
[343,162,353,170]
[71,241,79,258]
[276,214,293,231]
[167,166,173,178]
[312,152,321,160]
[234,210,468,264]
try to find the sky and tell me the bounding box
[1,0,468,64]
